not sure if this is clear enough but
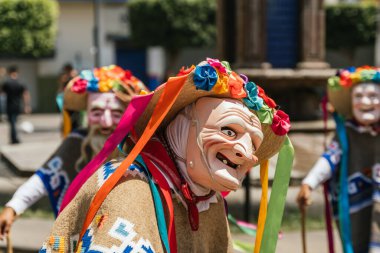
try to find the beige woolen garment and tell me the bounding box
[40,159,234,253]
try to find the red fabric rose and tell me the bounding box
[122,70,133,82]
[339,70,352,87]
[271,110,291,136]
[71,78,87,93]
[257,85,277,108]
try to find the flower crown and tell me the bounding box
[328,66,380,90]
[70,65,143,94]
[177,58,291,136]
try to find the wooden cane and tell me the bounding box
[6,232,13,253]
[301,207,307,253]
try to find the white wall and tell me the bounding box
[38,2,128,76]
[38,2,95,76]
[98,3,129,67]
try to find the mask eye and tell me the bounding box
[368,92,378,99]
[111,110,123,118]
[221,127,236,138]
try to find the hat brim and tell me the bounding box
[135,72,285,164]
[327,85,353,119]
[63,77,88,111]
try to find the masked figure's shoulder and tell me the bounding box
[96,158,149,189]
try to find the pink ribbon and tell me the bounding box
[58,93,154,214]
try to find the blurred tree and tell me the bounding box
[0,0,58,58]
[128,0,216,76]
[326,3,377,65]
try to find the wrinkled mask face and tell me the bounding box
[186,97,263,192]
[351,83,380,126]
[87,93,125,136]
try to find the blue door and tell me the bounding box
[266,0,299,68]
[116,48,148,86]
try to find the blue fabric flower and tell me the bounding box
[193,64,218,91]
[80,70,96,81]
[346,66,356,73]
[86,80,99,92]
[373,72,380,83]
[243,82,263,111]
[80,70,99,92]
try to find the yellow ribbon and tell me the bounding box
[254,160,269,253]
[62,110,72,138]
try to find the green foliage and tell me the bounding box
[326,4,377,50]
[128,0,216,53]
[0,0,58,58]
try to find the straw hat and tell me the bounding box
[327,66,380,119]
[135,59,291,163]
[63,65,147,111]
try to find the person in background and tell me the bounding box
[0,67,7,122]
[57,63,77,93]
[0,65,147,241]
[0,65,31,144]
[297,66,380,253]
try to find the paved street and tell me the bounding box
[0,114,342,252]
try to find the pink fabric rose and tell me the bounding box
[271,110,291,136]
[207,58,227,74]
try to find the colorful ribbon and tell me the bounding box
[321,94,335,253]
[259,136,294,253]
[254,160,269,253]
[333,113,353,253]
[135,155,170,253]
[62,110,72,138]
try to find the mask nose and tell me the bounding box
[359,95,372,106]
[233,134,253,161]
[100,110,113,128]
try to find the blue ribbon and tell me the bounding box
[116,134,170,253]
[135,155,171,253]
[333,113,353,253]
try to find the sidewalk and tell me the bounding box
[0,218,53,253]
[0,114,61,176]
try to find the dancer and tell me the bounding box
[297,66,380,253]
[41,59,293,253]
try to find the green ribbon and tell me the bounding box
[233,240,254,253]
[259,136,294,253]
[228,214,256,237]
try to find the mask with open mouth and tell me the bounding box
[184,97,263,192]
[351,82,380,126]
